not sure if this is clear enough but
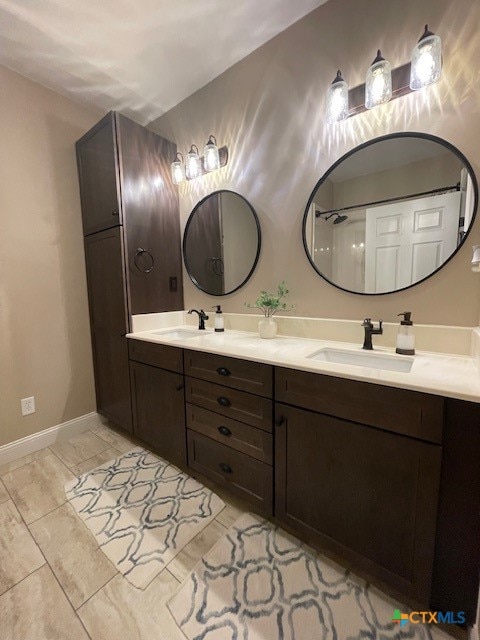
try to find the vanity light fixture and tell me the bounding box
[410,25,442,90]
[326,24,442,123]
[170,135,228,185]
[365,50,392,109]
[203,135,220,172]
[171,152,185,185]
[325,70,349,124]
[185,144,202,180]
[471,245,480,273]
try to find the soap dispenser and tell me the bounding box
[212,305,224,332]
[396,312,415,355]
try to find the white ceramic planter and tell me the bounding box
[258,317,277,339]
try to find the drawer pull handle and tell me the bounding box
[217,396,231,407]
[219,462,233,474]
[275,416,285,426]
[216,367,231,377]
[218,426,232,437]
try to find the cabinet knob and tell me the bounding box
[218,426,232,437]
[176,384,184,391]
[216,367,231,377]
[112,210,119,216]
[275,416,285,426]
[217,396,231,407]
[219,462,233,474]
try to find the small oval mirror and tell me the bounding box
[183,190,261,295]
[303,133,478,295]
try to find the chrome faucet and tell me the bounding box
[188,309,209,330]
[362,318,383,350]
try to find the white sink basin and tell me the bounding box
[151,329,208,340]
[307,347,413,373]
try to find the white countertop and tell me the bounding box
[127,326,480,403]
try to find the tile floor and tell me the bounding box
[0,422,467,640]
[0,422,250,640]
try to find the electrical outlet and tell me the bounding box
[21,396,35,416]
[169,276,177,292]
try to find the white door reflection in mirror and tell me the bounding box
[365,192,461,293]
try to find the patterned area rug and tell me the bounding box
[168,513,451,640]
[65,447,224,589]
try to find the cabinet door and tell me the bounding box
[76,112,122,236]
[84,228,132,432]
[130,362,186,467]
[117,114,184,314]
[275,403,441,601]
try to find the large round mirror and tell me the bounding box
[183,190,261,295]
[303,133,478,295]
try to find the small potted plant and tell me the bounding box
[246,282,296,339]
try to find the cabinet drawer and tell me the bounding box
[184,350,272,397]
[186,403,272,464]
[186,377,272,431]
[128,339,183,373]
[276,367,444,443]
[187,430,272,513]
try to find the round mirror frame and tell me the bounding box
[302,132,479,296]
[183,189,262,296]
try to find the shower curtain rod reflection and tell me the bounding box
[315,183,460,218]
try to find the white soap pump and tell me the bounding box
[213,305,224,332]
[396,312,415,356]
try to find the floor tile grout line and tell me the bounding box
[0,497,50,599]
[45,554,94,640]
[75,572,119,614]
[27,498,120,613]
[0,563,48,600]
[0,446,53,478]
[24,498,70,527]
[49,431,112,470]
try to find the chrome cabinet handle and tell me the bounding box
[134,248,154,273]
[219,462,233,474]
[218,426,232,437]
[217,396,231,407]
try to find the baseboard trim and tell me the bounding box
[0,412,103,468]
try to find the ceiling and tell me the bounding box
[0,0,328,124]
[327,138,457,183]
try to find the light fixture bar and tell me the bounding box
[348,62,411,117]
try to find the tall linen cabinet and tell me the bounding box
[76,111,184,432]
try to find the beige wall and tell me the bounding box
[0,65,102,447]
[150,0,480,326]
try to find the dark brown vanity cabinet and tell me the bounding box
[184,351,274,513]
[77,112,184,431]
[129,341,186,467]
[275,368,444,601]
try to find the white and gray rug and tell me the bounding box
[65,447,224,589]
[168,512,452,640]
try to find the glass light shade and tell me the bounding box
[365,51,392,109]
[203,135,220,172]
[472,245,480,272]
[410,26,442,90]
[170,154,185,185]
[326,70,349,124]
[185,145,201,179]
